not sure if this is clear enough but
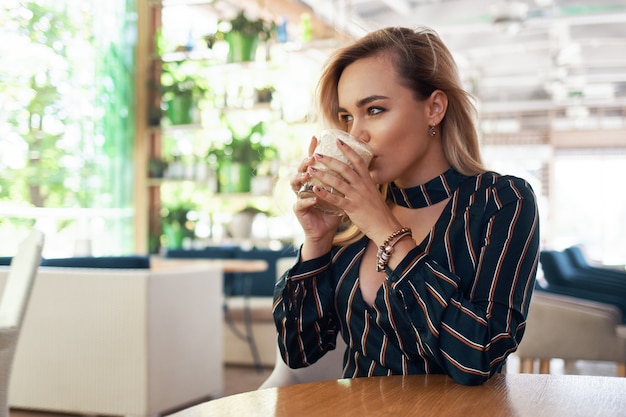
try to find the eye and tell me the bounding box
[367,106,384,116]
[338,113,353,125]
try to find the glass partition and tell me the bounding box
[0,0,137,257]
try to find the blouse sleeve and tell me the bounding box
[384,175,540,385]
[272,250,340,368]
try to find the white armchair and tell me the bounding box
[0,230,44,417]
[0,264,224,417]
[516,291,626,376]
[259,337,346,389]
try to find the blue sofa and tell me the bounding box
[564,246,626,283]
[539,248,626,321]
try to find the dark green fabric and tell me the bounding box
[274,171,540,385]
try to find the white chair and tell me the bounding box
[516,291,626,376]
[0,230,44,417]
[259,337,346,389]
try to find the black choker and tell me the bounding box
[388,168,468,208]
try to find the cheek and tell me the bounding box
[368,152,408,184]
[370,135,426,182]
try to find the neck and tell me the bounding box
[394,162,451,189]
[388,167,467,209]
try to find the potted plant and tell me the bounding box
[161,61,208,125]
[220,10,276,63]
[211,121,277,193]
[160,200,197,249]
[254,85,275,104]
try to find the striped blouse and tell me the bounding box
[273,170,540,385]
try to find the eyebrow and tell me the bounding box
[338,95,389,112]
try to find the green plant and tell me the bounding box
[161,200,196,249]
[160,60,208,102]
[223,10,276,40]
[215,121,277,169]
[161,199,197,232]
[160,60,209,124]
[208,120,278,193]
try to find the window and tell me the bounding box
[550,149,626,265]
[0,0,137,257]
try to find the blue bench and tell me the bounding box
[0,255,151,269]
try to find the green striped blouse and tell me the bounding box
[273,170,540,385]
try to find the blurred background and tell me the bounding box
[1,0,624,265]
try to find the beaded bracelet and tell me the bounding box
[376,227,413,272]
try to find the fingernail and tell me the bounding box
[314,153,323,158]
[308,166,317,172]
[337,139,345,146]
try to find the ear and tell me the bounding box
[427,90,448,125]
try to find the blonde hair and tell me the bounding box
[315,27,486,245]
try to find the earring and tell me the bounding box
[428,125,437,137]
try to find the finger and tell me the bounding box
[291,170,311,193]
[297,156,313,172]
[293,193,319,214]
[309,154,354,187]
[309,185,350,218]
[308,136,318,156]
[337,139,370,173]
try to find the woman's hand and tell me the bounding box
[291,136,344,259]
[308,138,399,242]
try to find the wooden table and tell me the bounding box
[150,256,269,273]
[169,373,626,417]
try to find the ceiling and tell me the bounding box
[295,0,626,114]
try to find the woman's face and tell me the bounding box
[336,53,448,187]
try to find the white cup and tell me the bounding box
[298,129,373,215]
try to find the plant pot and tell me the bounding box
[165,92,194,125]
[254,87,274,103]
[148,158,167,178]
[229,211,257,239]
[218,161,252,193]
[226,32,258,63]
[163,222,185,249]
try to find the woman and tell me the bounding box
[273,26,540,385]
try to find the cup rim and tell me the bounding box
[317,129,373,159]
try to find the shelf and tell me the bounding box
[147,178,273,198]
[159,48,219,63]
[140,0,322,254]
[149,123,204,133]
[147,178,211,186]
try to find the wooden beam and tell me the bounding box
[134,0,153,254]
[551,129,626,148]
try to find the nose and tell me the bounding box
[348,124,370,144]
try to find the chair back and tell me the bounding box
[0,230,44,417]
[563,246,590,270]
[540,250,578,285]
